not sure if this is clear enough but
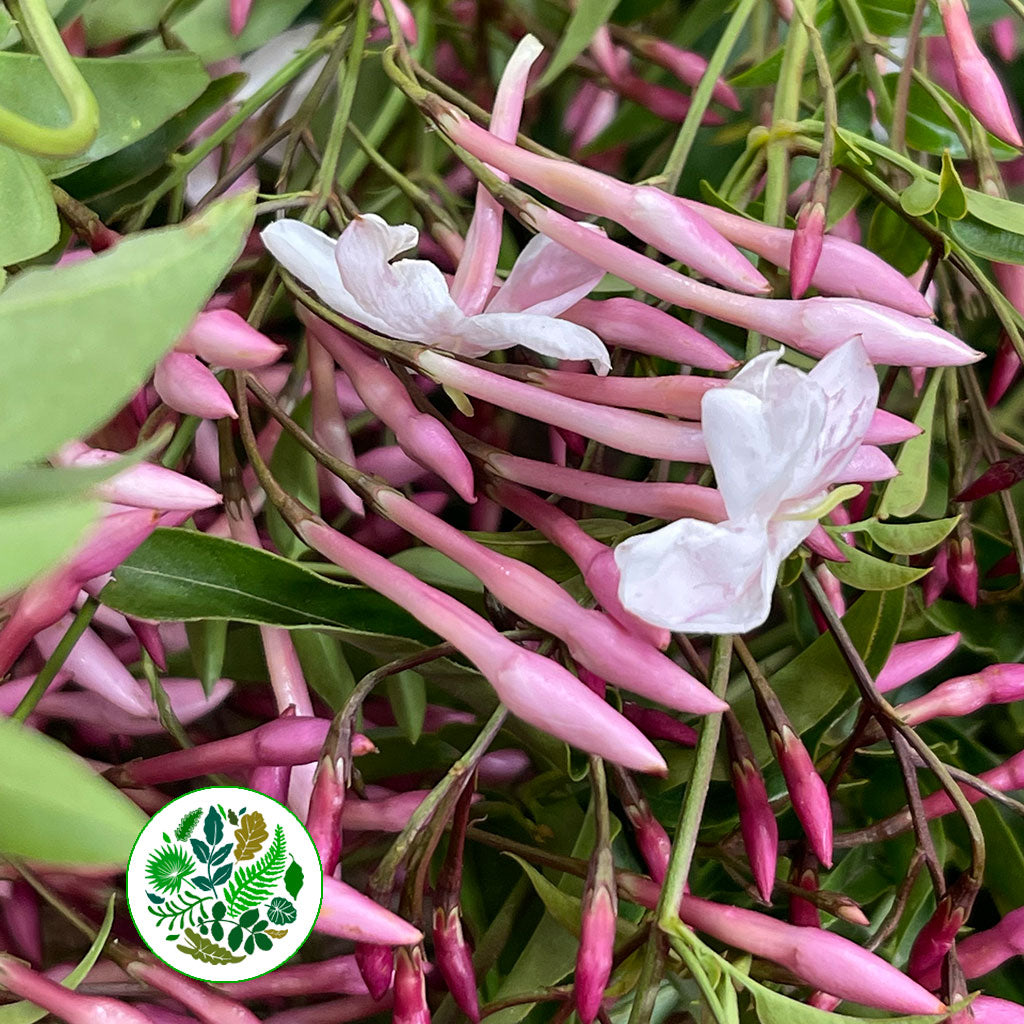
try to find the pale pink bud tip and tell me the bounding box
[433,907,480,1021]
[154,351,237,420]
[576,885,616,1024]
[317,877,423,946]
[229,0,252,34]
[790,202,825,299]
[182,309,285,369]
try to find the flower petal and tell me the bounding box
[461,311,611,373]
[486,231,606,316]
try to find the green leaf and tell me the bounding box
[866,203,932,275]
[877,369,944,519]
[387,669,427,745]
[185,619,228,697]
[962,188,1024,234]
[827,539,930,590]
[899,175,940,218]
[100,529,435,647]
[948,214,1024,264]
[0,52,209,177]
[506,854,583,938]
[0,146,58,267]
[266,896,296,925]
[935,151,967,220]
[0,719,146,865]
[0,191,253,470]
[858,0,942,36]
[834,516,959,555]
[223,825,286,916]
[534,0,619,89]
[284,858,304,900]
[204,806,224,846]
[291,630,356,711]
[0,894,114,1024]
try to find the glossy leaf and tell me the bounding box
[185,618,228,697]
[827,539,931,590]
[386,669,428,746]
[535,0,619,89]
[832,516,960,555]
[0,146,59,267]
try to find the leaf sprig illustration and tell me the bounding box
[147,890,209,930]
[233,811,268,861]
[173,808,203,842]
[223,825,286,916]
[176,927,246,965]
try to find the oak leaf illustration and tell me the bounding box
[176,927,246,964]
[233,811,268,861]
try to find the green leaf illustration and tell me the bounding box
[204,806,223,847]
[145,844,196,895]
[233,811,268,862]
[176,927,245,965]
[284,858,304,900]
[266,897,296,925]
[174,808,202,841]
[222,825,286,916]
[254,932,273,951]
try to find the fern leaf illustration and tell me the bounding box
[174,808,203,841]
[222,825,286,916]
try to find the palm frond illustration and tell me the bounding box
[146,844,197,895]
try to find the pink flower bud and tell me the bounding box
[229,0,252,34]
[939,0,1022,145]
[356,942,396,1001]
[992,17,1019,60]
[632,37,740,109]
[576,873,616,1024]
[433,907,480,1021]
[307,754,345,877]
[949,535,979,607]
[318,878,423,946]
[180,309,285,368]
[128,617,166,669]
[987,335,1022,406]
[898,663,1024,725]
[790,202,825,299]
[908,893,969,980]
[957,456,1024,501]
[920,904,1024,988]
[153,351,237,419]
[340,789,430,832]
[621,702,698,746]
[772,725,833,867]
[923,544,951,607]
[217,955,368,998]
[971,996,1024,1024]
[393,946,430,1024]
[789,866,822,928]
[126,959,260,1024]
[876,633,961,694]
[921,748,1024,820]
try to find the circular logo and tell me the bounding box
[126,787,323,982]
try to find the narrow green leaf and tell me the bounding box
[948,214,1024,264]
[877,369,944,519]
[387,669,428,746]
[291,630,356,711]
[0,146,58,267]
[827,539,930,590]
[506,854,583,938]
[185,619,228,697]
[0,719,146,865]
[0,190,254,470]
[535,0,619,89]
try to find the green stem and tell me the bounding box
[835,0,892,123]
[11,598,97,722]
[0,0,98,157]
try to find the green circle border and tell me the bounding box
[125,784,324,984]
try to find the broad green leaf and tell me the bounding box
[834,516,959,555]
[935,151,967,220]
[387,670,427,745]
[100,528,435,648]
[925,599,1024,663]
[729,50,783,88]
[962,188,1024,234]
[858,0,942,35]
[899,175,940,218]
[0,52,209,177]
[877,369,944,519]
[866,203,932,275]
[0,146,59,266]
[827,540,930,590]
[0,894,115,1023]
[507,854,583,937]
[535,0,619,89]
[0,719,146,865]
[291,630,356,711]
[0,190,253,471]
[185,618,228,697]
[949,214,1024,264]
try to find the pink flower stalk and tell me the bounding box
[229,0,253,35]
[372,485,725,714]
[948,535,979,606]
[939,0,1022,145]
[309,334,364,517]
[0,956,150,1024]
[908,891,969,981]
[298,516,668,772]
[55,442,222,511]
[220,955,368,998]
[630,35,740,109]
[490,478,669,648]
[575,849,617,1024]
[126,959,260,1024]
[790,202,826,299]
[920,747,1024,820]
[621,702,698,746]
[919,904,1024,989]
[450,35,542,316]
[562,297,737,370]
[680,200,936,317]
[516,198,980,366]
[317,877,423,946]
[179,309,285,368]
[340,790,430,832]
[103,716,374,786]
[725,713,778,902]
[987,336,1022,406]
[772,725,833,867]
[871,632,962,694]
[153,350,237,419]
[355,942,396,1001]
[301,310,476,502]
[250,762,291,803]
[432,99,768,295]
[897,663,1024,725]
[393,946,431,1024]
[789,866,822,928]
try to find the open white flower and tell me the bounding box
[614,338,879,633]
[262,214,611,372]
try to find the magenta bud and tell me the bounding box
[772,726,833,868]
[731,756,779,902]
[306,754,345,877]
[956,455,1024,501]
[789,867,822,928]
[790,202,825,299]
[128,618,166,669]
[948,536,979,606]
[919,904,1024,989]
[153,351,237,420]
[898,663,1024,725]
[986,334,1021,407]
[432,907,480,1021]
[908,895,968,980]
[622,800,671,883]
[393,946,431,1024]
[576,868,617,1024]
[180,310,285,369]
[621,702,698,746]
[633,36,740,109]
[971,996,1024,1023]
[992,17,1019,60]
[318,878,423,946]
[922,544,951,607]
[356,942,396,1001]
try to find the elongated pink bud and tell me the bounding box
[393,946,431,1024]
[971,996,1024,1023]
[250,763,290,804]
[789,866,822,928]
[898,663,1024,725]
[939,0,1022,145]
[302,310,476,503]
[154,351,237,419]
[356,942,396,1000]
[229,0,252,34]
[949,535,979,606]
[923,544,950,606]
[341,790,429,832]
[0,957,151,1024]
[180,309,285,368]
[632,36,740,109]
[987,335,1022,406]
[790,202,825,299]
[217,955,367,998]
[992,16,1019,60]
[318,878,423,946]
[772,725,833,867]
[434,106,767,294]
[920,747,1024,819]
[433,908,479,1021]
[307,754,345,877]
[576,853,617,1024]
[621,703,697,746]
[126,959,261,1024]
[908,893,969,980]
[875,633,960,694]
[298,517,668,772]
[920,904,1024,989]
[128,617,166,669]
[563,297,737,370]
